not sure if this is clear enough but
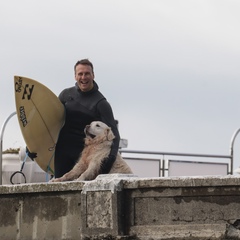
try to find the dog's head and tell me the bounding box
[84,121,115,145]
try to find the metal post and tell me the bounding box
[229,128,240,175]
[0,111,16,185]
[162,158,165,177]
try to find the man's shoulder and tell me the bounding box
[59,86,76,96]
[58,86,76,102]
[61,86,76,93]
[94,89,105,98]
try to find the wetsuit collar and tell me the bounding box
[75,81,99,94]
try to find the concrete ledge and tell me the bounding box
[1,174,240,239]
[0,181,85,194]
[123,174,240,188]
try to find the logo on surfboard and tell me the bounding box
[22,84,34,100]
[15,77,34,100]
[19,106,28,127]
[15,78,23,93]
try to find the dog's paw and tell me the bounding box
[75,176,85,181]
[50,178,62,182]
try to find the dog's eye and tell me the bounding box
[96,124,100,128]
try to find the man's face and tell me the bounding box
[75,64,94,92]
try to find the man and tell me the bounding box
[54,59,120,178]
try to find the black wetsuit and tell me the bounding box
[54,81,120,178]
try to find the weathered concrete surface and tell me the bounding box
[0,182,84,240]
[1,174,240,239]
[124,175,240,240]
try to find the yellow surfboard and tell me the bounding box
[14,76,65,175]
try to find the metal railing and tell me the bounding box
[120,149,232,177]
[120,128,240,177]
[1,112,240,184]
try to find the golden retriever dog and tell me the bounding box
[52,121,133,182]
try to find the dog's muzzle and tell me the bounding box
[85,125,96,139]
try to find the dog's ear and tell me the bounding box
[106,128,115,141]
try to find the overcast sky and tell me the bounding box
[1,1,240,172]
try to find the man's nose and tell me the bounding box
[81,74,86,79]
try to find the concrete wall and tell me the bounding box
[1,174,240,239]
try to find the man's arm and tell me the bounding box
[97,100,120,174]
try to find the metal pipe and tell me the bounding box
[120,149,230,159]
[0,111,16,185]
[229,128,240,175]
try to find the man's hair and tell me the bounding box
[74,59,94,74]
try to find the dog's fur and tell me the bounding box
[52,121,133,182]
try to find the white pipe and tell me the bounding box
[0,111,16,185]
